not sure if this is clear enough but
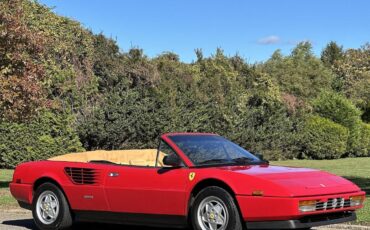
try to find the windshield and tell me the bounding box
[168,135,263,166]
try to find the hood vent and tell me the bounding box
[64,167,101,185]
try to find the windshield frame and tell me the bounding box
[164,134,265,168]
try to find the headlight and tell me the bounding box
[350,196,365,207]
[299,200,317,212]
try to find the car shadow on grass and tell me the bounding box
[0,181,10,189]
[1,219,34,230]
[2,219,186,230]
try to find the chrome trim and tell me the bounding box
[108,172,119,177]
[315,197,350,211]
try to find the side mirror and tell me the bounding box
[255,153,263,160]
[255,153,269,164]
[163,154,182,167]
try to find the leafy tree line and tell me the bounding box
[0,0,369,168]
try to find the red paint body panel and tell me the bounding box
[10,132,366,226]
[9,183,32,203]
[105,165,188,215]
[215,165,361,197]
[11,161,111,211]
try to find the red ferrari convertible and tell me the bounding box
[10,133,365,230]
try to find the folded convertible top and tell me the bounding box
[49,149,165,166]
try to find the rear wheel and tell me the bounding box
[191,186,244,230]
[32,182,73,230]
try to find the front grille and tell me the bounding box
[315,197,351,211]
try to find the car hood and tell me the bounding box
[218,165,361,197]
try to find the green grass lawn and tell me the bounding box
[273,157,370,225]
[0,158,369,224]
[0,169,17,208]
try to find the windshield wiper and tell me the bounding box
[198,158,233,165]
[232,157,255,165]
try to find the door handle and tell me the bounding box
[109,172,119,177]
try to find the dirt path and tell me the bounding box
[1,210,369,230]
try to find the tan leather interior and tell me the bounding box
[48,149,167,167]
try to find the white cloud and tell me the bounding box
[257,35,281,45]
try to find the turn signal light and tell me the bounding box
[252,190,264,196]
[299,200,317,212]
[350,195,365,207]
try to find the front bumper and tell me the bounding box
[9,182,33,204]
[236,191,365,221]
[246,211,356,229]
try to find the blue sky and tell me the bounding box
[39,0,369,63]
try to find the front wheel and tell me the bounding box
[191,186,244,230]
[32,182,73,230]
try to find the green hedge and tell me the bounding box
[356,123,370,156]
[301,115,349,159]
[313,92,368,156]
[0,112,84,168]
[313,91,362,128]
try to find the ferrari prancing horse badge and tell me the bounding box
[189,172,196,181]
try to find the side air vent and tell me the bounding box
[64,167,101,185]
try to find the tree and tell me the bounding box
[92,34,125,91]
[321,41,344,67]
[0,0,47,121]
[78,88,158,150]
[331,45,370,122]
[262,42,334,99]
[1,0,369,168]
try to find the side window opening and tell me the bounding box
[156,140,182,167]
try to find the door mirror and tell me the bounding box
[255,153,269,164]
[255,153,263,160]
[163,154,182,167]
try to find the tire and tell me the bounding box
[191,186,244,230]
[32,182,73,230]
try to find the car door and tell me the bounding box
[104,140,189,216]
[62,162,111,211]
